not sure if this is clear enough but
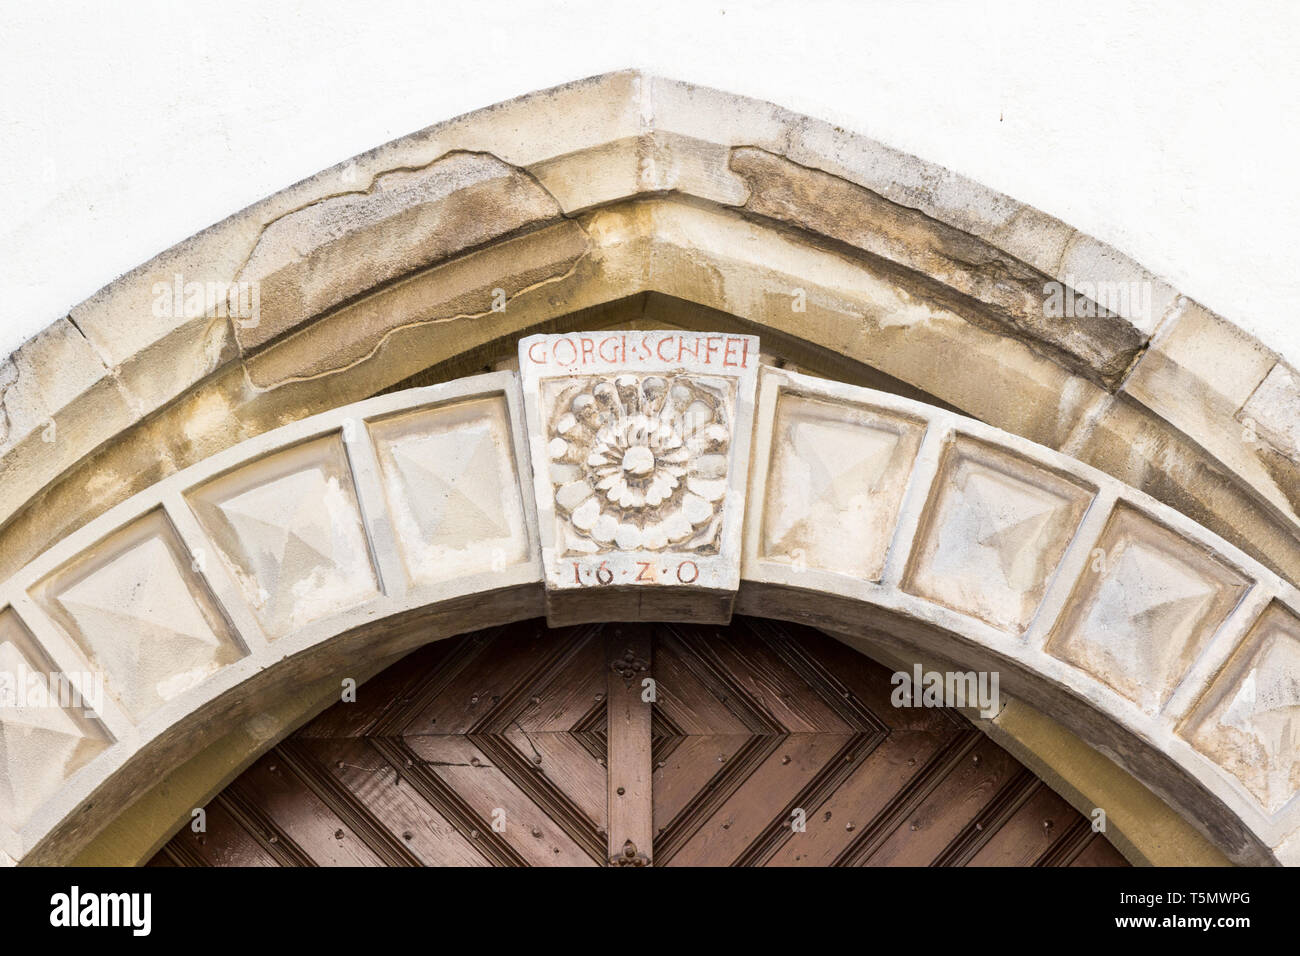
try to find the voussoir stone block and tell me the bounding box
[519,331,759,625]
[1241,362,1300,464]
[727,146,1147,388]
[0,319,124,450]
[760,392,924,581]
[0,608,108,833]
[1046,504,1250,715]
[242,219,592,390]
[0,320,136,518]
[367,395,531,588]
[31,510,246,722]
[1123,297,1277,437]
[902,436,1095,634]
[186,434,379,640]
[235,151,566,351]
[1182,600,1300,815]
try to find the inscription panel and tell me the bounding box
[520,332,759,624]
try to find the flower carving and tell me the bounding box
[546,374,731,554]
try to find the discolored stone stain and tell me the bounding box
[727,146,1147,389]
[235,150,575,353]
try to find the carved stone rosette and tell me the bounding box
[519,332,759,625]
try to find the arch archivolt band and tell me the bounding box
[3,73,1300,867]
[1,356,1298,866]
[3,74,1299,601]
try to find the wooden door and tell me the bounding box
[150,617,1127,867]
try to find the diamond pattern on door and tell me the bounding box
[151,617,1127,867]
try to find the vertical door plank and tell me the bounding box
[606,625,654,865]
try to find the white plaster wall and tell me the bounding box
[2,0,1298,367]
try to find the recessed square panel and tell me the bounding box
[902,437,1094,633]
[32,510,246,722]
[0,608,109,832]
[761,393,924,581]
[1046,504,1249,714]
[1181,601,1300,815]
[367,396,529,588]
[187,435,379,640]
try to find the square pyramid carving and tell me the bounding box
[0,608,108,832]
[1183,601,1300,815]
[33,510,245,722]
[903,437,1095,633]
[187,435,379,639]
[368,396,529,588]
[762,393,924,581]
[1046,505,1249,715]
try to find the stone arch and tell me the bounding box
[1,358,1298,866]
[2,72,1299,865]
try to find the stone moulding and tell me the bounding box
[4,71,1300,617]
[1,362,1299,865]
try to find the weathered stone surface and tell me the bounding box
[1069,393,1300,584]
[0,221,594,587]
[623,199,1113,451]
[1046,504,1250,715]
[1124,296,1277,422]
[32,510,246,722]
[236,152,566,352]
[1053,231,1180,336]
[530,131,750,214]
[904,438,1094,633]
[5,74,1294,629]
[186,435,379,640]
[3,75,1294,636]
[67,234,255,423]
[1241,362,1300,464]
[729,147,1147,388]
[0,608,108,833]
[519,331,759,624]
[761,392,923,580]
[0,365,1297,864]
[0,320,137,534]
[743,367,1300,862]
[1183,601,1300,814]
[644,73,1072,276]
[0,362,265,585]
[3,73,1300,867]
[0,319,121,451]
[73,310,239,420]
[368,396,530,588]
[244,220,591,389]
[1119,297,1300,527]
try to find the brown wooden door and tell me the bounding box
[150,617,1127,867]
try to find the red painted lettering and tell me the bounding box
[553,338,577,366]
